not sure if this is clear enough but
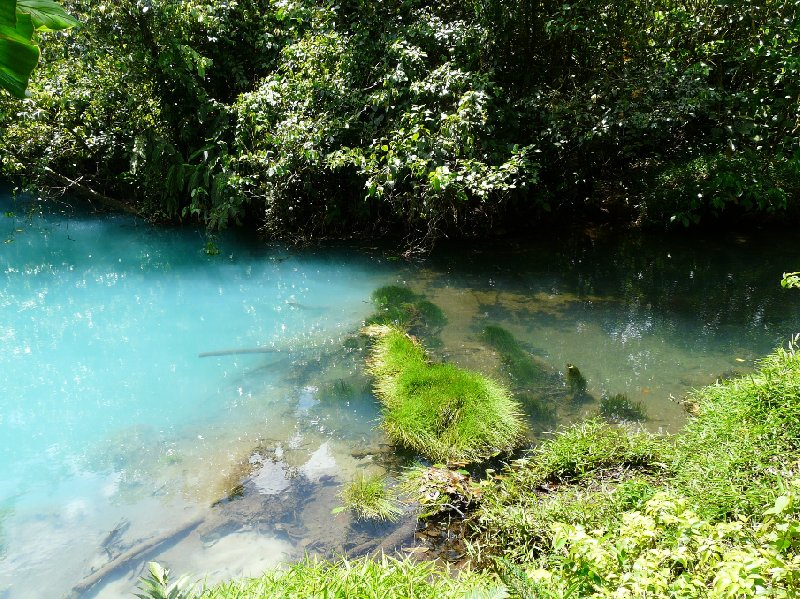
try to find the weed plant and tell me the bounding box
[366,325,525,464]
[600,393,647,422]
[336,473,402,522]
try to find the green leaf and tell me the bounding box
[0,0,15,27]
[17,0,78,31]
[0,11,38,98]
[765,494,791,515]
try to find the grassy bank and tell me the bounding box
[138,340,800,598]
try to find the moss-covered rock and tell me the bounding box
[365,325,526,464]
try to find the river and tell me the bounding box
[1,192,798,597]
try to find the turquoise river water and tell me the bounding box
[1,193,799,597]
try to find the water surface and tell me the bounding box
[1,194,799,597]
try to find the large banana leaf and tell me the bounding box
[0,0,76,98]
[0,8,37,98]
[17,0,78,31]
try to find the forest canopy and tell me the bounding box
[1,0,798,245]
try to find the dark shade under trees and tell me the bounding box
[1,0,798,245]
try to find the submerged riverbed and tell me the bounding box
[1,194,799,597]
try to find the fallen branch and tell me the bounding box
[43,167,140,216]
[69,516,204,598]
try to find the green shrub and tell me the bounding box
[365,325,525,464]
[536,483,800,597]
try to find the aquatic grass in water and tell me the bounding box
[480,325,550,386]
[600,393,647,422]
[336,473,402,522]
[365,326,526,464]
[366,285,447,331]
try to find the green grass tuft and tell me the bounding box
[366,285,447,331]
[599,393,647,422]
[197,555,502,598]
[337,473,403,522]
[366,326,526,464]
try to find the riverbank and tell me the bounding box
[135,337,800,597]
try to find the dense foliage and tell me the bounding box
[1,0,798,243]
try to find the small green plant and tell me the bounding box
[135,562,197,599]
[782,272,800,289]
[365,325,525,464]
[203,239,220,256]
[599,393,647,422]
[335,472,403,521]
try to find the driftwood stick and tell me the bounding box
[69,516,204,598]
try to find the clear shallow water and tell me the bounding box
[1,194,799,597]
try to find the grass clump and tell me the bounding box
[673,342,800,519]
[336,473,403,522]
[480,325,550,386]
[366,325,526,464]
[366,285,447,330]
[599,393,647,422]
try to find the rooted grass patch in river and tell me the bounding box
[365,325,526,464]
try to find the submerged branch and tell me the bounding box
[43,167,140,216]
[68,516,204,598]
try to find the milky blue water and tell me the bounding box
[0,195,395,597]
[1,192,799,598]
